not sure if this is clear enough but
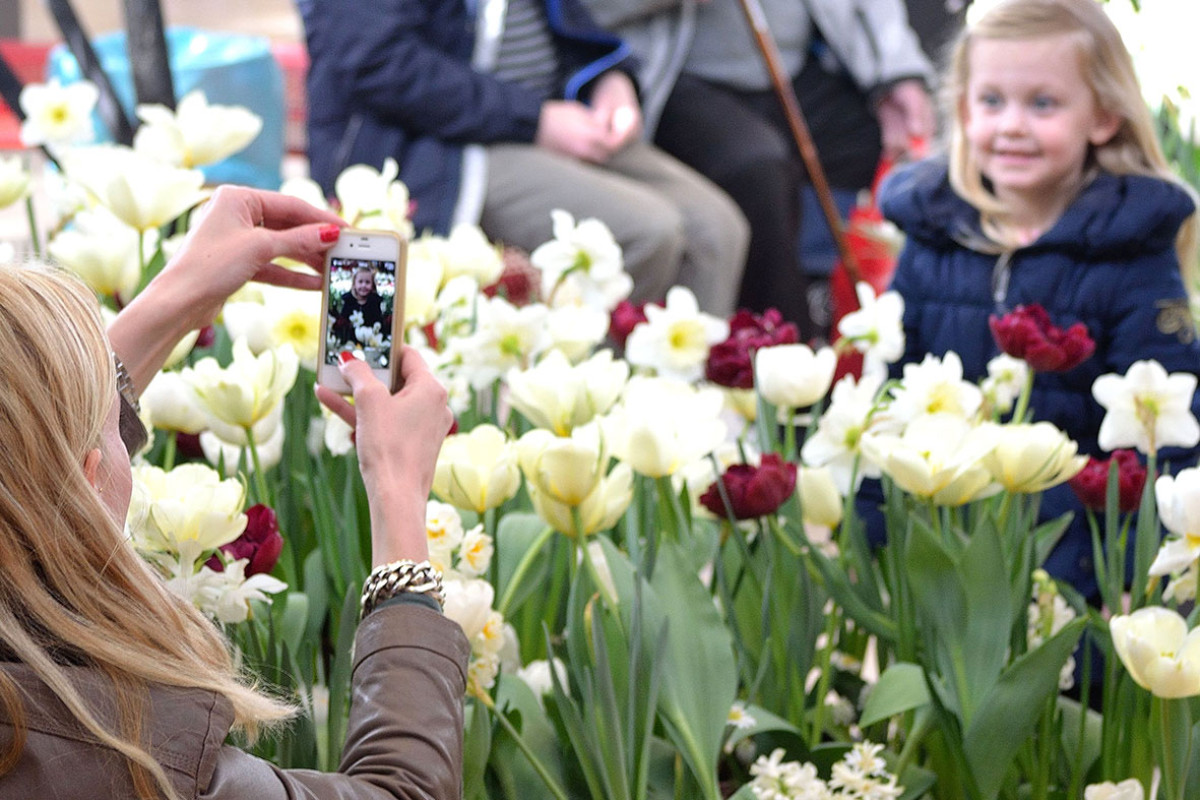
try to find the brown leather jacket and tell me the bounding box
[0,604,469,799]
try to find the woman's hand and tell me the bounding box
[108,186,344,392]
[315,347,453,565]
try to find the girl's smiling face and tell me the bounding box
[352,270,375,300]
[962,33,1121,225]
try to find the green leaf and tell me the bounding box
[490,675,569,799]
[278,591,309,662]
[958,524,1015,716]
[651,541,737,800]
[860,663,931,727]
[963,617,1086,799]
[463,698,492,800]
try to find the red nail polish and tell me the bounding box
[320,224,341,243]
[338,351,355,364]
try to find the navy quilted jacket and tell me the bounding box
[877,158,1200,596]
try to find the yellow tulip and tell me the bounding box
[979,421,1086,493]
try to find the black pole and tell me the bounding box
[46,0,137,144]
[122,0,175,110]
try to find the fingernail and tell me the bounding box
[338,351,355,365]
[320,224,341,243]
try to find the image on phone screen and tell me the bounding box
[325,256,398,369]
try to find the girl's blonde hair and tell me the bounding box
[944,0,1198,287]
[0,261,293,800]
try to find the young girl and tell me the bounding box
[878,0,1200,598]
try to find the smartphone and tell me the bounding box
[317,229,406,394]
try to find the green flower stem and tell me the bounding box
[244,425,274,507]
[1011,367,1034,423]
[497,523,554,616]
[162,430,177,471]
[137,228,147,278]
[24,196,41,259]
[1155,695,1192,800]
[477,692,570,800]
[783,406,797,461]
[654,475,688,541]
[807,605,840,747]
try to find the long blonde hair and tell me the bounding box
[944,0,1198,287]
[0,261,294,799]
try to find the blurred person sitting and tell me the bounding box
[300,0,750,316]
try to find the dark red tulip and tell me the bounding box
[988,304,1095,372]
[483,247,540,307]
[705,308,800,389]
[1068,449,1147,513]
[213,504,284,576]
[610,300,648,349]
[700,453,798,520]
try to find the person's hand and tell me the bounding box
[535,100,618,162]
[876,79,934,161]
[108,186,345,392]
[588,70,642,152]
[159,185,346,330]
[316,347,453,565]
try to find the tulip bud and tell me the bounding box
[1068,450,1147,512]
[699,454,797,520]
[988,303,1095,373]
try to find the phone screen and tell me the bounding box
[324,256,399,370]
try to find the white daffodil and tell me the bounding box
[532,209,631,311]
[506,349,629,435]
[60,145,207,232]
[208,560,288,624]
[754,343,838,409]
[1084,779,1144,800]
[456,526,494,578]
[981,353,1030,415]
[801,372,886,495]
[517,424,607,507]
[333,158,413,237]
[1149,468,1200,576]
[887,351,984,425]
[140,370,208,434]
[432,424,522,513]
[454,295,550,389]
[602,375,726,478]
[19,79,98,147]
[836,282,906,377]
[544,304,609,363]
[425,500,466,573]
[182,338,300,431]
[134,90,263,168]
[1093,359,1200,456]
[624,286,729,382]
[46,206,154,301]
[443,578,496,642]
[128,463,247,564]
[223,283,322,371]
[0,155,31,209]
[978,421,1086,493]
[860,413,1000,506]
[1110,606,1200,699]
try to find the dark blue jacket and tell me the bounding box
[299,0,632,235]
[877,158,1200,597]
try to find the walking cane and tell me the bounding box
[732,0,863,295]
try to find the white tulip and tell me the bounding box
[603,376,727,478]
[140,371,207,434]
[754,343,838,409]
[1110,606,1200,698]
[978,421,1086,493]
[182,339,299,431]
[134,90,263,168]
[46,206,153,300]
[61,145,207,232]
[128,463,247,564]
[432,424,521,513]
[860,413,1000,506]
[506,349,629,435]
[0,155,31,209]
[1149,468,1200,576]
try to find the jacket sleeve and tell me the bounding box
[810,0,934,95]
[309,0,545,144]
[200,604,470,800]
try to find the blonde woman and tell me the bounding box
[0,187,467,799]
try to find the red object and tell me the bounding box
[1068,450,1147,513]
[206,504,284,576]
[705,308,799,389]
[829,159,900,381]
[989,303,1095,373]
[482,247,540,306]
[0,40,54,149]
[609,300,647,349]
[700,453,798,520]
